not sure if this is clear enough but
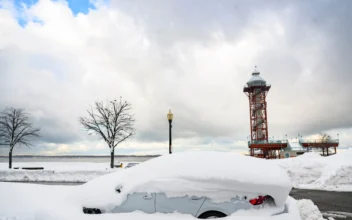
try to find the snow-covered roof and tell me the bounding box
[77,152,292,210]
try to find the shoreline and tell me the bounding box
[0,155,160,158]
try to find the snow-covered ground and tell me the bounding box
[1,149,351,191]
[0,162,120,171]
[273,148,352,191]
[0,151,333,220]
[0,162,123,182]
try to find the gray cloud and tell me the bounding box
[255,1,352,137]
[111,0,289,44]
[0,0,351,155]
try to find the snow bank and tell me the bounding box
[0,170,113,182]
[297,199,326,220]
[0,162,122,182]
[275,149,352,191]
[0,162,114,171]
[76,151,292,211]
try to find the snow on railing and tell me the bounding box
[299,139,339,144]
[248,139,288,145]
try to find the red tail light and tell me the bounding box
[249,198,257,205]
[249,196,268,205]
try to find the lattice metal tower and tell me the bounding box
[243,67,271,143]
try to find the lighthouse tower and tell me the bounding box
[243,67,271,143]
[243,67,287,158]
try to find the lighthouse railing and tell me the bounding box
[299,139,339,144]
[248,139,289,146]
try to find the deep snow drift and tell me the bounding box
[274,148,352,191]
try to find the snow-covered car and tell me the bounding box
[79,152,292,218]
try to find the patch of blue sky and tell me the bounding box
[65,0,96,15]
[11,0,106,27]
[13,0,39,9]
[11,0,38,27]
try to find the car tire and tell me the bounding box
[198,211,227,219]
[83,208,101,214]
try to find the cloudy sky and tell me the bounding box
[0,0,351,156]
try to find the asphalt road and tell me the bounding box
[290,188,352,219]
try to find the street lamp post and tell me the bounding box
[167,109,173,154]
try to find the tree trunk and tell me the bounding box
[9,148,12,169]
[110,147,114,168]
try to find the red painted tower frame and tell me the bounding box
[243,70,271,143]
[243,68,287,158]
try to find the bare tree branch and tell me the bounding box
[319,132,331,143]
[78,98,135,168]
[0,107,40,168]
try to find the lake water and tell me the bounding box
[0,156,158,163]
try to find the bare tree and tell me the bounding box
[79,99,135,168]
[319,133,331,143]
[312,133,333,156]
[0,108,40,169]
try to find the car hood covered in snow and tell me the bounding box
[75,152,292,211]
